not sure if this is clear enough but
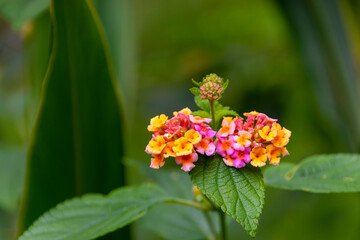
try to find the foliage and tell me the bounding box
[0,146,25,212]
[19,184,170,240]
[190,155,265,237]
[264,153,360,193]
[17,0,127,237]
[0,0,49,29]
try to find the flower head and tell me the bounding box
[146,108,216,171]
[216,112,291,168]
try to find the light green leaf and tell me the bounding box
[19,184,170,240]
[18,0,127,236]
[222,79,229,91]
[264,154,360,193]
[190,87,200,96]
[192,110,210,118]
[189,156,265,237]
[192,78,202,87]
[0,0,49,29]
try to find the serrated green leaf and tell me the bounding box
[190,87,200,96]
[192,110,210,118]
[192,79,202,87]
[264,154,360,193]
[19,184,170,240]
[215,110,239,129]
[189,155,265,237]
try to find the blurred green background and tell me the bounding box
[0,0,359,239]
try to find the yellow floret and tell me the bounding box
[184,129,202,145]
[147,136,167,154]
[173,137,193,156]
[250,147,267,167]
[173,107,192,116]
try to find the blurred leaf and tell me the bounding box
[23,10,52,137]
[94,0,138,126]
[189,155,265,237]
[138,166,217,240]
[0,0,49,29]
[264,154,360,193]
[20,184,170,240]
[18,0,127,237]
[277,0,360,151]
[192,79,202,87]
[0,146,25,212]
[142,204,217,240]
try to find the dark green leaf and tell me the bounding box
[19,184,170,240]
[277,0,360,151]
[94,0,138,123]
[189,155,265,237]
[18,0,126,235]
[0,0,49,29]
[264,154,360,193]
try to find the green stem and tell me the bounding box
[219,210,227,240]
[209,99,216,129]
[164,198,214,211]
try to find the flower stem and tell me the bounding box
[209,99,216,129]
[219,210,227,240]
[164,198,214,211]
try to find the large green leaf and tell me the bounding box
[264,154,360,193]
[276,0,360,151]
[18,0,126,236]
[23,10,52,136]
[0,0,49,29]
[94,0,138,125]
[189,155,265,237]
[19,184,170,240]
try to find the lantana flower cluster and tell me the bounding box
[216,111,291,168]
[146,109,291,172]
[146,108,216,172]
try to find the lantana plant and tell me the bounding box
[19,74,360,240]
[145,73,291,238]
